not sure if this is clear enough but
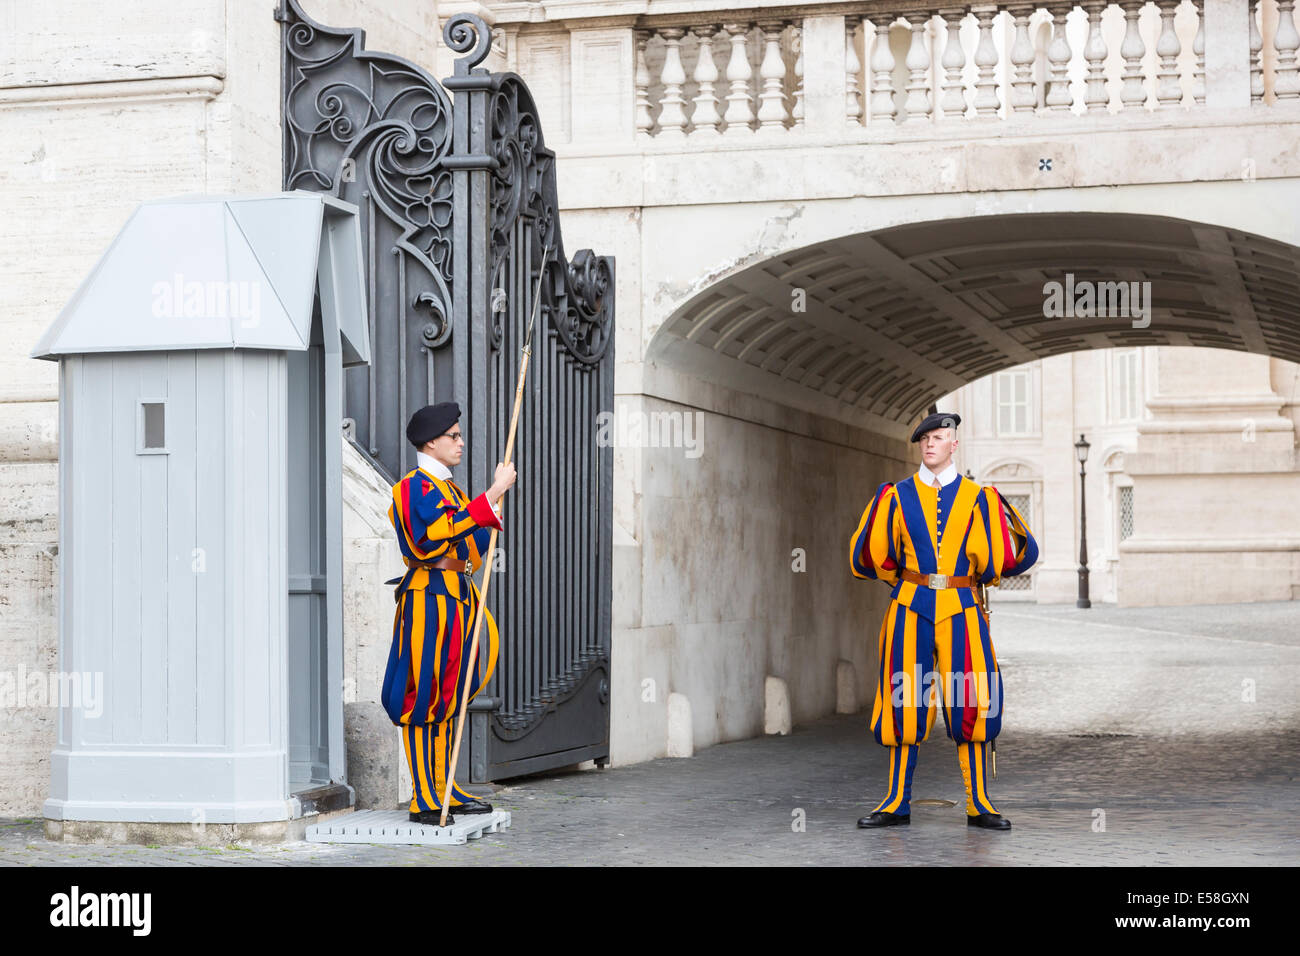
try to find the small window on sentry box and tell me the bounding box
[139,400,167,454]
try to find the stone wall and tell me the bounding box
[1,1,270,816]
[1120,348,1300,605]
[609,368,911,764]
[0,0,448,816]
[943,348,1300,608]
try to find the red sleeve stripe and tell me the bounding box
[993,491,1015,571]
[857,484,892,574]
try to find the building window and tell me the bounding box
[1118,485,1134,541]
[995,369,1031,435]
[1112,350,1140,422]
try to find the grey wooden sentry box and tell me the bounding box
[32,192,370,824]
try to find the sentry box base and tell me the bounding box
[306,808,512,846]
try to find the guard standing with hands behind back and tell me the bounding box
[849,412,1038,831]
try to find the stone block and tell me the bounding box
[764,675,791,735]
[665,692,693,757]
[344,701,399,810]
[835,659,859,715]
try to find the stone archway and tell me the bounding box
[646,207,1300,433]
[613,199,1300,763]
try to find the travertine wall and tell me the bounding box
[609,382,908,763]
[0,0,446,815]
[943,348,1300,606]
[1,0,269,815]
[1120,348,1300,605]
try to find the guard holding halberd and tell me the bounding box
[381,401,516,825]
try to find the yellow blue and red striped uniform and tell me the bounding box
[381,466,502,812]
[849,473,1038,817]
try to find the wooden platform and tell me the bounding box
[305,809,511,846]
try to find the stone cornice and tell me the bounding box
[551,103,1300,159]
[489,0,934,28]
[0,76,225,109]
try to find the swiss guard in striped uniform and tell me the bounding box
[381,402,516,824]
[848,412,1038,831]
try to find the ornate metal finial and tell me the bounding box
[443,13,492,73]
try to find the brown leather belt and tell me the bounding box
[902,568,976,590]
[405,556,470,573]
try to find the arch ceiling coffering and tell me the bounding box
[655,213,1300,424]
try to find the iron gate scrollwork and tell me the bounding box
[280,1,614,779]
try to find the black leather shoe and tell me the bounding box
[967,813,1011,830]
[408,810,454,826]
[451,798,493,815]
[857,811,911,828]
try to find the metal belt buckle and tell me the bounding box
[928,573,949,590]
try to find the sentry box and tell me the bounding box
[31,193,370,837]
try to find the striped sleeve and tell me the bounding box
[849,482,901,583]
[977,485,1040,585]
[993,488,1039,576]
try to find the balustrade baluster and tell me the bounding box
[903,14,933,122]
[1120,1,1148,110]
[940,8,968,119]
[1193,0,1205,105]
[847,23,865,125]
[792,25,805,128]
[757,20,791,130]
[869,18,898,123]
[1008,4,1038,113]
[658,28,689,136]
[692,25,724,135]
[1277,0,1300,99]
[635,29,653,136]
[723,22,756,134]
[1250,0,1264,103]
[974,4,1001,115]
[1155,0,1183,108]
[1083,1,1109,111]
[1046,4,1075,111]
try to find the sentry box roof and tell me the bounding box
[32,192,370,366]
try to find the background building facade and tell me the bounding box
[942,347,1300,606]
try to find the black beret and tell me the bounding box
[910,411,961,443]
[406,402,461,448]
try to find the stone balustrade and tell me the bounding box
[505,1,1299,142]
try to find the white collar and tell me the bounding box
[917,460,959,488]
[416,450,453,482]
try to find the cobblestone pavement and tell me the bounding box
[2,601,1296,866]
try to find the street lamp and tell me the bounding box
[1075,433,1091,609]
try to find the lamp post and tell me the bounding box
[1075,433,1091,609]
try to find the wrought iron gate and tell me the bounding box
[279,1,614,779]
